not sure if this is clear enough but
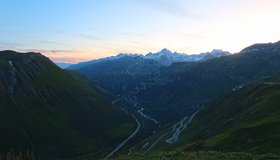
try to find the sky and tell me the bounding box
[0,0,280,63]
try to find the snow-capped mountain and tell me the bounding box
[144,49,231,65]
[68,49,231,70]
[205,49,231,57]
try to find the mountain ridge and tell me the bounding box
[68,48,231,70]
[0,50,135,159]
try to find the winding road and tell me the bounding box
[142,111,199,154]
[111,98,120,105]
[143,133,167,154]
[165,111,198,144]
[8,61,16,94]
[138,108,159,124]
[105,114,141,159]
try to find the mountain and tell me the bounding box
[3,41,280,160]
[136,41,280,123]
[55,62,72,69]
[69,48,230,71]
[68,42,280,124]
[67,49,231,117]
[0,51,135,159]
[111,43,280,159]
[145,48,231,65]
[68,41,280,123]
[68,54,163,94]
[68,54,144,71]
[179,74,280,154]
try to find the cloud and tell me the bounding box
[40,40,64,45]
[79,34,105,41]
[17,49,90,63]
[0,42,25,50]
[18,49,78,54]
[53,30,106,41]
[49,56,90,64]
[136,0,191,17]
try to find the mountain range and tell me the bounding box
[1,41,280,160]
[69,48,231,70]
[68,42,280,123]
[145,48,231,65]
[66,41,280,159]
[110,42,280,159]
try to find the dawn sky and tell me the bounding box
[1,0,280,63]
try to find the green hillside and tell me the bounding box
[180,75,280,154]
[0,51,135,159]
[115,151,280,160]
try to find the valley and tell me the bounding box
[1,41,280,160]
[2,1,280,159]
[66,41,280,159]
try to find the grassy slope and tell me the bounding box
[0,51,135,159]
[115,151,280,160]
[179,76,280,154]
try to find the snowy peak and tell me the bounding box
[159,48,173,55]
[145,48,172,58]
[205,49,231,57]
[68,49,231,70]
[145,49,187,65]
[144,49,231,65]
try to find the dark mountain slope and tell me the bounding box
[0,51,135,159]
[180,75,280,154]
[68,54,162,94]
